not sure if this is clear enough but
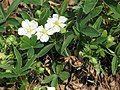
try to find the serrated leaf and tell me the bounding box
[36,43,54,58]
[83,0,98,14]
[59,71,70,81]
[61,34,74,54]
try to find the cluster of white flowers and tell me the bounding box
[18,14,68,42]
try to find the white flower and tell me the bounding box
[18,19,38,38]
[46,14,67,33]
[47,87,55,90]
[35,25,54,42]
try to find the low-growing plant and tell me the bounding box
[0,0,120,89]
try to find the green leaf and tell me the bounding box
[92,16,103,30]
[0,72,17,78]
[61,34,74,54]
[104,0,120,19]
[30,35,37,45]
[83,0,98,14]
[42,74,56,84]
[20,11,31,20]
[20,36,32,50]
[0,26,6,32]
[115,43,120,56]
[91,37,107,44]
[21,56,36,72]
[14,47,22,71]
[80,26,100,37]
[0,64,13,70]
[23,0,47,5]
[111,55,118,75]
[7,18,19,26]
[27,48,35,58]
[51,75,58,87]
[56,64,63,74]
[39,8,50,25]
[20,36,41,50]
[6,0,21,18]
[36,43,54,58]
[59,71,70,81]
[116,3,120,14]
[34,42,44,48]
[60,0,68,15]
[0,3,6,19]
[80,6,103,27]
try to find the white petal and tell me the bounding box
[53,14,59,19]
[40,34,49,42]
[18,27,26,35]
[30,20,38,29]
[47,30,54,35]
[37,26,44,31]
[52,25,60,32]
[59,23,66,28]
[47,18,53,23]
[22,19,30,29]
[59,16,68,23]
[25,33,32,38]
[35,32,42,40]
[45,23,53,30]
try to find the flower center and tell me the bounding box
[54,20,60,26]
[27,28,33,34]
[41,29,47,35]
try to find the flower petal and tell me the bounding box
[30,20,38,29]
[37,25,44,31]
[47,29,54,35]
[22,19,30,29]
[59,23,66,28]
[52,25,60,32]
[18,27,26,35]
[25,33,32,38]
[52,14,59,19]
[59,16,68,23]
[40,34,49,42]
[45,23,53,30]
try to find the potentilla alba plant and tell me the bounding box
[18,19,38,38]
[46,14,68,33]
[35,25,54,42]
